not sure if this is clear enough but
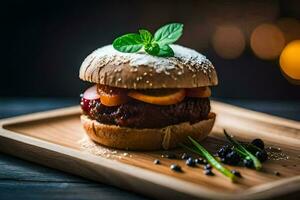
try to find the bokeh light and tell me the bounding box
[250,23,285,60]
[280,40,300,83]
[212,25,245,59]
[277,18,300,44]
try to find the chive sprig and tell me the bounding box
[181,136,237,182]
[224,130,262,170]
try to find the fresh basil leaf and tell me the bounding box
[154,23,183,46]
[139,29,153,44]
[144,42,160,56]
[113,33,143,53]
[157,44,174,57]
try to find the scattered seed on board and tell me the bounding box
[231,170,242,178]
[161,153,176,159]
[274,171,281,176]
[204,169,214,176]
[154,159,160,165]
[185,158,196,167]
[170,164,182,172]
[204,164,212,170]
[181,153,190,160]
[194,158,206,165]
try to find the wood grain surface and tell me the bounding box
[0,100,299,200]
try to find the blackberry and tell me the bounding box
[225,151,241,165]
[243,159,253,168]
[251,138,265,150]
[255,150,268,162]
[217,144,232,158]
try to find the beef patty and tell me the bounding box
[82,97,210,129]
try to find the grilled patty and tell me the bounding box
[82,97,210,129]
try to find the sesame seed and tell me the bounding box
[143,72,147,76]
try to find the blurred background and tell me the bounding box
[1,0,300,99]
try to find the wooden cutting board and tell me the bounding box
[0,100,299,200]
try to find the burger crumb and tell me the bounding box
[78,136,130,159]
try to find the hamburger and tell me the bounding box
[79,24,218,150]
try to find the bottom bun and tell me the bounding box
[81,113,216,150]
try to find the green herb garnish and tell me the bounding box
[224,130,262,170]
[113,23,183,57]
[181,136,237,182]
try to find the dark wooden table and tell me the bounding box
[0,98,299,200]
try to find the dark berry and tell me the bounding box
[243,159,253,168]
[204,169,214,176]
[251,138,265,149]
[217,145,232,158]
[170,164,182,172]
[204,164,212,170]
[231,170,242,178]
[203,159,208,164]
[194,158,205,165]
[225,151,241,165]
[255,150,268,162]
[185,158,196,167]
[181,153,190,160]
[154,159,160,165]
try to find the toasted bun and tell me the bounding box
[79,45,218,89]
[81,113,216,150]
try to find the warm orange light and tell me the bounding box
[212,25,245,59]
[280,40,300,81]
[250,23,285,60]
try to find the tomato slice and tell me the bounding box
[97,85,129,107]
[127,89,186,105]
[186,87,211,98]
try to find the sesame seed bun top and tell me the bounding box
[79,44,218,89]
